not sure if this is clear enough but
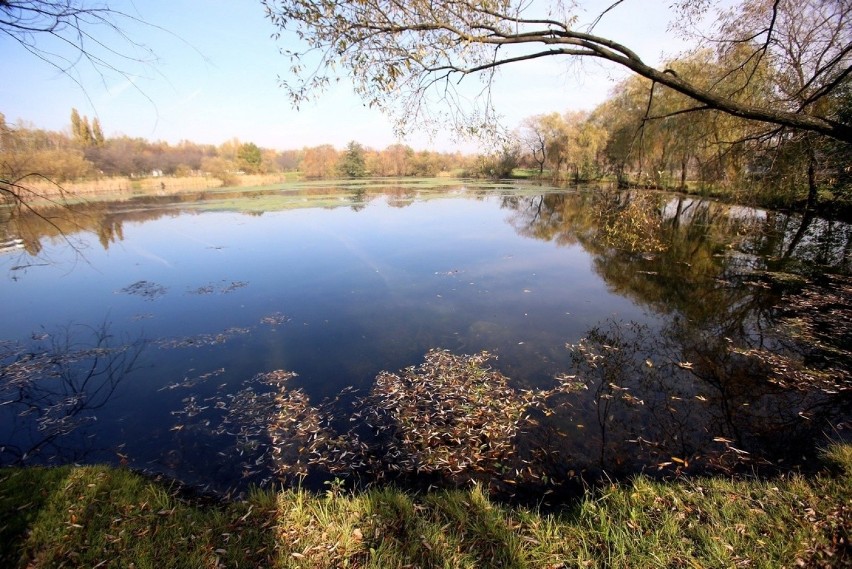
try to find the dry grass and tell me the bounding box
[15,173,295,203]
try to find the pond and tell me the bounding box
[1,180,850,500]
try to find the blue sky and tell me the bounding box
[1,0,694,152]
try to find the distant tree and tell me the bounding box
[218,138,241,162]
[539,113,570,177]
[479,143,520,179]
[237,142,263,173]
[80,116,93,146]
[301,145,339,178]
[70,108,89,146]
[91,118,105,146]
[0,113,9,152]
[275,149,302,170]
[338,141,367,178]
[382,144,414,176]
[562,111,607,183]
[409,150,445,177]
[1,119,94,183]
[70,109,82,140]
[201,155,239,187]
[519,116,548,176]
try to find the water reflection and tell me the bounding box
[550,318,850,479]
[501,190,851,481]
[0,323,145,465]
[1,184,850,498]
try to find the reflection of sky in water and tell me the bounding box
[8,188,845,493]
[1,193,660,484]
[2,195,657,392]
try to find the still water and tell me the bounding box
[1,181,850,497]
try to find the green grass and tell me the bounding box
[2,444,850,568]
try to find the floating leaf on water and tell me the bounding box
[157,327,251,350]
[260,312,292,327]
[159,367,226,391]
[187,280,249,295]
[117,280,168,301]
[188,285,216,296]
[222,281,249,293]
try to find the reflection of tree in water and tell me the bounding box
[0,324,145,465]
[159,191,851,496]
[502,190,851,478]
[383,186,417,208]
[504,190,850,279]
[503,190,850,347]
[555,317,850,479]
[3,187,303,256]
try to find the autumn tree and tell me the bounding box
[371,143,414,176]
[300,145,339,178]
[478,142,521,178]
[262,0,851,144]
[1,119,94,183]
[275,149,302,171]
[562,111,606,182]
[682,0,852,208]
[91,118,105,146]
[537,113,570,177]
[70,108,93,146]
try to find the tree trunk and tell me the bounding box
[805,143,818,214]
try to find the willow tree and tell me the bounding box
[262,0,852,144]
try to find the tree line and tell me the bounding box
[0,110,484,186]
[508,46,852,210]
[262,0,851,213]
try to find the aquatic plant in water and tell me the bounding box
[177,349,585,489]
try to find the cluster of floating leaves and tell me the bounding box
[771,273,852,391]
[218,371,336,479]
[156,327,251,350]
[259,312,291,327]
[187,280,249,295]
[152,311,292,351]
[120,279,249,300]
[358,350,562,479]
[176,349,584,488]
[117,280,168,301]
[731,346,850,394]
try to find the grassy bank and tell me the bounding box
[13,172,300,205]
[1,445,849,568]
